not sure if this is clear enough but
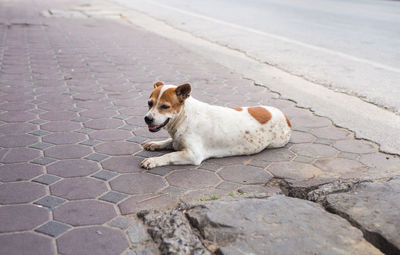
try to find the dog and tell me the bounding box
[140,81,292,169]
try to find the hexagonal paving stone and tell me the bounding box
[39,111,76,121]
[0,122,37,135]
[42,132,86,145]
[119,193,179,215]
[89,129,132,141]
[289,131,316,144]
[0,111,35,122]
[44,144,92,159]
[360,153,400,170]
[254,147,296,162]
[0,182,46,204]
[101,156,144,173]
[50,177,107,200]
[218,165,272,185]
[267,162,323,180]
[47,159,99,177]
[110,173,166,194]
[0,204,49,232]
[314,158,368,178]
[80,109,117,119]
[84,118,124,130]
[94,141,141,156]
[166,169,220,189]
[41,121,81,132]
[0,102,34,111]
[291,143,338,158]
[134,127,169,139]
[0,232,55,255]
[334,140,378,154]
[311,127,352,140]
[57,226,129,255]
[54,200,116,226]
[0,134,38,147]
[2,147,41,163]
[0,163,43,182]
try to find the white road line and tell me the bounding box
[146,0,400,74]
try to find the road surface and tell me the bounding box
[115,0,400,113]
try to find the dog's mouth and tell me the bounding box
[148,118,170,132]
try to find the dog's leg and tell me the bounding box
[142,138,173,151]
[140,149,200,169]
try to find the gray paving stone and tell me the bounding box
[75,127,95,133]
[34,196,66,209]
[72,117,91,123]
[29,130,51,137]
[160,186,186,196]
[35,221,71,237]
[80,139,102,146]
[30,142,54,150]
[113,114,129,120]
[31,157,57,165]
[108,216,133,230]
[92,170,118,181]
[100,191,128,204]
[32,174,61,185]
[85,153,109,162]
[29,109,47,114]
[30,119,48,124]
[127,136,148,144]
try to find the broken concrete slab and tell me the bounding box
[140,195,381,255]
[185,196,381,254]
[324,178,400,255]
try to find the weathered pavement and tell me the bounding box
[0,0,399,254]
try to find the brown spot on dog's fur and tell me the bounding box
[248,107,272,124]
[284,114,292,128]
[150,86,162,101]
[232,107,242,111]
[159,88,184,113]
[245,130,250,134]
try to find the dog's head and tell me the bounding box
[144,81,191,132]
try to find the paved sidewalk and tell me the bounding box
[0,0,399,254]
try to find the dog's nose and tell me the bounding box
[144,115,153,125]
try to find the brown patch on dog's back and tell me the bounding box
[248,107,272,124]
[232,107,242,111]
[284,114,292,127]
[159,88,183,113]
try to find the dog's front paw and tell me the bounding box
[140,157,158,169]
[142,142,158,151]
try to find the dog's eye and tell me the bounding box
[160,104,170,109]
[148,101,153,108]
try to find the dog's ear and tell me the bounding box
[153,81,164,88]
[176,83,191,102]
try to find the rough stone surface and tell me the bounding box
[324,179,400,254]
[139,210,210,255]
[185,196,381,255]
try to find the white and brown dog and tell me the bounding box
[140,81,292,169]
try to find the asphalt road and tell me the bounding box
[115,0,400,113]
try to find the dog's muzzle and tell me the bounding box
[145,116,170,132]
